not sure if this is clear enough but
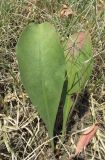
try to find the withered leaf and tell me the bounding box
[75,123,99,155]
[60,5,74,18]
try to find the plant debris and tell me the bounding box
[75,123,99,155]
[60,4,75,18]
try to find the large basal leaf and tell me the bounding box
[62,32,93,136]
[16,22,65,148]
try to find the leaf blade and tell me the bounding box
[16,22,65,147]
[62,32,93,136]
[66,32,93,94]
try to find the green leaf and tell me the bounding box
[66,32,93,93]
[16,22,65,148]
[62,32,93,135]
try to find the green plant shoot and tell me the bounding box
[62,32,93,136]
[16,22,93,150]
